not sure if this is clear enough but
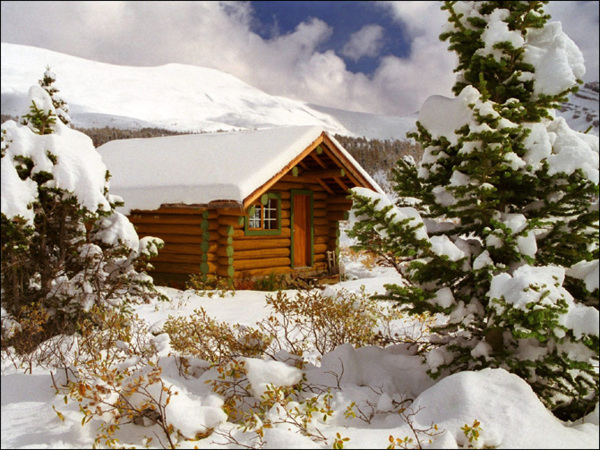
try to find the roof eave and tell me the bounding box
[242,132,326,209]
[242,131,381,209]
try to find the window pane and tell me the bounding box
[249,206,262,229]
[264,198,279,229]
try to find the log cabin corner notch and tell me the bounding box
[97,126,385,285]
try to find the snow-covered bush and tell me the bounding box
[164,307,272,365]
[1,73,164,354]
[164,288,412,368]
[348,1,599,420]
[259,288,408,360]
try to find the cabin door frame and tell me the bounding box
[290,190,314,268]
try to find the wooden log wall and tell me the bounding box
[128,175,356,285]
[129,208,216,282]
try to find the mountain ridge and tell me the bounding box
[559,81,599,134]
[1,42,597,139]
[0,43,416,141]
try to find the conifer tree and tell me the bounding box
[38,66,71,126]
[348,1,598,420]
[1,77,163,353]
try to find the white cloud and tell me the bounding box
[0,1,597,118]
[341,24,384,61]
[378,0,446,37]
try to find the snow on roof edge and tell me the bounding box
[98,126,386,213]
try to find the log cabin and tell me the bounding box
[98,126,384,286]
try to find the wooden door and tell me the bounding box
[292,192,312,268]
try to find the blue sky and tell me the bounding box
[1,1,598,116]
[249,1,411,74]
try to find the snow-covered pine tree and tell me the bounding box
[348,1,598,421]
[37,66,71,126]
[1,76,164,353]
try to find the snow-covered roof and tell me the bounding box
[98,126,383,213]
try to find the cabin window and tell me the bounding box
[248,207,262,229]
[263,198,279,229]
[245,193,281,236]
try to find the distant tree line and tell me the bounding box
[1,113,420,178]
[1,114,17,124]
[1,115,192,147]
[334,134,423,178]
[71,125,192,147]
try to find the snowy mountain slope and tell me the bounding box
[558,81,599,135]
[0,43,416,140]
[308,103,420,141]
[2,43,597,140]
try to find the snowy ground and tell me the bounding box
[1,246,598,450]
